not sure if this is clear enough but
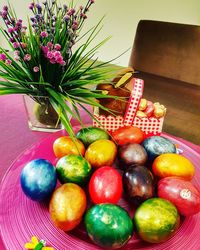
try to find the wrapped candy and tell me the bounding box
[136,110,147,118]
[138,98,147,111]
[137,99,166,119]
[154,102,167,118]
[144,101,154,117]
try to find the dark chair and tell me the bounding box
[129,20,200,145]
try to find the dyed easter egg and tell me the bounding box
[85,204,133,248]
[76,126,109,147]
[158,177,200,216]
[142,136,176,163]
[118,143,148,169]
[152,153,195,180]
[85,139,117,168]
[20,159,57,201]
[56,155,92,186]
[112,126,144,146]
[89,166,123,204]
[49,183,86,231]
[123,166,155,205]
[134,198,180,243]
[53,136,85,158]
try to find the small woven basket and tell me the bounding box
[93,78,164,137]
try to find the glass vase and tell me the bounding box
[23,95,71,132]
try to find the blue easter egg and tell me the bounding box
[142,136,176,164]
[20,159,57,201]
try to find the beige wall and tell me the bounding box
[1,0,200,66]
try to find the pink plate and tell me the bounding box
[0,127,200,250]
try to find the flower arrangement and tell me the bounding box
[0,0,119,137]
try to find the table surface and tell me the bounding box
[0,94,200,250]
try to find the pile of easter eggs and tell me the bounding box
[20,126,200,249]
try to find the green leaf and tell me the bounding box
[46,88,83,126]
[0,88,36,95]
[49,97,75,139]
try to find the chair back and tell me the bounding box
[129,20,200,86]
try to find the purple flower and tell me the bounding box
[63,4,67,10]
[35,14,42,20]
[56,56,63,63]
[14,51,20,56]
[14,55,20,61]
[67,8,75,16]
[40,31,48,38]
[5,59,12,65]
[28,3,35,10]
[33,66,40,72]
[9,37,15,43]
[24,54,31,61]
[54,51,61,58]
[36,4,42,10]
[90,0,95,3]
[6,20,11,25]
[72,21,78,30]
[47,51,54,59]
[0,53,7,61]
[0,10,8,19]
[36,4,42,14]
[3,6,8,11]
[63,15,70,22]
[41,46,49,54]
[54,44,61,50]
[16,21,22,27]
[81,13,87,19]
[13,42,19,49]
[30,17,36,22]
[50,59,56,64]
[14,26,19,31]
[47,42,53,48]
[59,60,66,66]
[18,19,23,23]
[8,28,14,33]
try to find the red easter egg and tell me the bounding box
[158,177,200,216]
[89,166,123,204]
[111,126,144,146]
